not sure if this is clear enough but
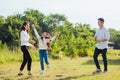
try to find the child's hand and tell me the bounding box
[54,32,58,36]
[32,24,35,28]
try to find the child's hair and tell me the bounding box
[46,32,51,39]
[46,32,52,50]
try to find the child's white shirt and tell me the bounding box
[33,28,56,50]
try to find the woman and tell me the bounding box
[32,24,58,75]
[18,21,36,76]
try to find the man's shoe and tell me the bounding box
[28,72,32,76]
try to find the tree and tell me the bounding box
[0,9,97,57]
[109,28,120,49]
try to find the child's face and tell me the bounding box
[46,33,51,38]
[42,32,51,38]
[42,32,47,37]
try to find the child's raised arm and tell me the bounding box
[32,24,41,39]
[50,32,58,41]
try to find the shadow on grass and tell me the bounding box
[82,59,120,65]
[55,74,95,80]
[17,76,33,80]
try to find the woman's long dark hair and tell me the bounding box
[20,21,30,33]
[19,21,30,37]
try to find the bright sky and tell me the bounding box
[0,0,120,30]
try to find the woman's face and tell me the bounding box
[24,23,30,31]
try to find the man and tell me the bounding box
[93,18,110,74]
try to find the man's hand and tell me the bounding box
[100,39,108,42]
[96,40,101,43]
[96,39,108,43]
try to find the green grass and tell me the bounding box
[0,48,39,64]
[0,55,120,80]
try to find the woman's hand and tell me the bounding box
[31,45,36,50]
[29,40,36,44]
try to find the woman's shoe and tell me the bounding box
[18,73,23,76]
[28,72,32,76]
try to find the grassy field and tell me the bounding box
[0,55,120,80]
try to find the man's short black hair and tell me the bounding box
[98,18,104,22]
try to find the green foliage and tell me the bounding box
[0,9,106,59]
[109,28,120,49]
[49,23,95,58]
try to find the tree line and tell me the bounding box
[0,9,120,57]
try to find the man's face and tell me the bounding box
[98,20,104,28]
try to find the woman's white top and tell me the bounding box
[20,30,32,46]
[33,28,56,50]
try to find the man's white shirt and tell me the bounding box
[94,27,110,49]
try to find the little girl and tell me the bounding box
[32,24,57,74]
